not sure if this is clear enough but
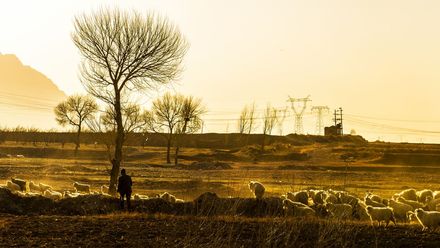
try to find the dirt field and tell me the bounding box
[1,140,440,247]
[0,213,439,247]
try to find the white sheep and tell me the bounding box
[175,199,184,203]
[338,192,359,207]
[39,183,52,192]
[366,193,383,204]
[309,190,326,205]
[414,208,440,231]
[100,185,109,195]
[160,192,177,203]
[397,197,424,209]
[326,202,353,219]
[29,181,41,193]
[63,191,81,198]
[417,189,434,204]
[365,197,386,208]
[248,181,265,199]
[133,194,149,200]
[366,206,396,227]
[73,182,91,194]
[286,191,309,205]
[355,202,371,221]
[283,199,315,217]
[393,188,417,201]
[324,193,338,204]
[11,178,27,191]
[425,197,440,211]
[388,199,413,222]
[6,181,20,191]
[43,189,63,200]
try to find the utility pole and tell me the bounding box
[311,106,329,135]
[333,107,343,135]
[287,95,311,134]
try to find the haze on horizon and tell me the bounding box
[1,0,440,143]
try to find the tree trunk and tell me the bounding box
[261,134,266,152]
[109,91,125,195]
[166,133,172,164]
[74,124,81,156]
[174,120,188,166]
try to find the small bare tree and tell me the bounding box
[237,103,257,134]
[148,93,183,164]
[174,96,206,165]
[277,107,288,135]
[72,8,188,193]
[54,94,98,154]
[261,104,278,151]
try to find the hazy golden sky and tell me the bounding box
[2,0,440,142]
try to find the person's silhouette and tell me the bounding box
[117,168,132,210]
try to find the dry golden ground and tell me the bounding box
[0,213,439,247]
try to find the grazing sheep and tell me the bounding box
[309,190,327,205]
[248,181,265,199]
[100,185,109,195]
[39,183,52,192]
[366,193,383,204]
[417,189,434,204]
[283,199,315,217]
[63,191,81,198]
[286,191,309,205]
[326,202,353,219]
[354,202,371,221]
[160,192,177,203]
[11,178,26,191]
[73,182,91,194]
[406,211,419,224]
[16,155,25,158]
[365,197,386,208]
[397,197,424,209]
[175,199,184,203]
[43,189,62,200]
[133,194,149,200]
[338,192,359,207]
[324,193,338,204]
[394,188,417,201]
[388,199,413,222]
[425,197,440,211]
[29,181,41,193]
[414,208,440,231]
[366,206,396,227]
[6,181,20,191]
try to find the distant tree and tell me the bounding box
[277,107,288,136]
[86,103,149,161]
[54,94,98,154]
[261,104,278,151]
[174,96,205,165]
[147,93,183,164]
[238,103,257,134]
[72,8,188,193]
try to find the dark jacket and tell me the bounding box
[117,174,133,194]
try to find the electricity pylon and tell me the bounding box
[311,106,329,135]
[287,95,311,134]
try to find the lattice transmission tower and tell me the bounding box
[311,106,329,135]
[287,95,311,134]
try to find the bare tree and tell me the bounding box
[72,8,188,193]
[54,94,98,154]
[261,104,278,151]
[237,103,257,145]
[147,93,183,164]
[174,96,206,165]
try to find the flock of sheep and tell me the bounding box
[1,178,183,203]
[3,178,440,231]
[249,181,440,231]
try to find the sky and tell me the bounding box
[2,0,440,143]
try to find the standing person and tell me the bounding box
[117,168,133,210]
